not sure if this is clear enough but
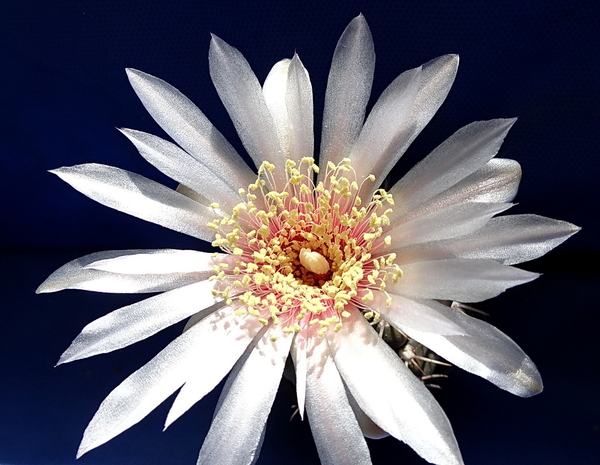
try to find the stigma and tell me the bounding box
[299,248,330,274]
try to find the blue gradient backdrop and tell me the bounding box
[1,1,597,464]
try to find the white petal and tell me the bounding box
[290,330,308,420]
[328,308,463,465]
[305,335,372,465]
[438,158,522,204]
[164,309,265,427]
[350,66,422,184]
[125,69,255,190]
[83,249,231,275]
[358,53,459,191]
[390,258,539,303]
[319,14,375,175]
[119,129,241,209]
[51,164,215,241]
[345,389,389,439]
[263,59,291,155]
[263,55,314,163]
[378,296,543,397]
[370,291,466,337]
[196,329,293,465]
[36,250,215,294]
[390,119,516,219]
[77,308,247,457]
[393,160,522,245]
[209,35,285,185]
[286,54,314,163]
[58,280,221,364]
[405,53,459,145]
[446,214,581,265]
[387,202,512,249]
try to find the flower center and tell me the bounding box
[208,158,402,336]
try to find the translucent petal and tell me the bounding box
[397,158,522,235]
[370,291,466,338]
[345,389,389,439]
[438,158,522,204]
[328,308,463,465]
[196,329,293,465]
[378,295,543,397]
[126,69,255,190]
[447,214,581,265]
[119,129,240,209]
[305,335,372,465]
[263,55,314,163]
[390,119,516,219]
[405,53,459,144]
[390,258,539,302]
[263,59,291,156]
[51,164,215,241]
[397,213,580,266]
[83,249,233,275]
[357,53,459,194]
[290,329,308,420]
[77,308,248,457]
[286,55,314,163]
[58,280,221,365]
[164,308,265,427]
[350,66,422,185]
[209,35,285,185]
[36,250,216,294]
[387,202,512,249]
[319,14,374,175]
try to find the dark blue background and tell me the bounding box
[1,1,597,464]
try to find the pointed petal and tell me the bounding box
[387,202,512,249]
[164,308,265,427]
[390,258,539,303]
[371,291,466,338]
[119,129,240,209]
[125,69,255,190]
[36,250,217,294]
[51,164,215,241]
[290,330,308,420]
[397,157,521,234]
[319,14,375,174]
[83,249,232,274]
[345,388,389,439]
[263,55,314,163]
[328,308,463,465]
[436,158,522,205]
[58,280,221,364]
[77,308,245,457]
[196,329,293,465]
[209,35,284,184]
[357,53,459,191]
[447,214,581,265]
[378,294,543,396]
[286,54,314,163]
[390,119,516,219]
[350,65,422,184]
[263,59,292,156]
[305,335,372,465]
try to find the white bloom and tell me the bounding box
[38,15,579,465]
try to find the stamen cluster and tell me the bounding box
[208,158,402,337]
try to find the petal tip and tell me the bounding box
[512,358,544,397]
[125,67,146,83]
